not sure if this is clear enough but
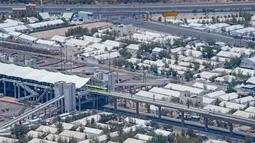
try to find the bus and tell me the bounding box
[86,84,108,92]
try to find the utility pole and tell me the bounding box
[2,33,4,55]
[108,51,111,73]
[40,0,43,12]
[139,0,141,14]
[108,50,111,93]
[65,45,67,62]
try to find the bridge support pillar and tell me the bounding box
[37,111,40,118]
[50,90,53,100]
[49,106,52,117]
[124,100,127,108]
[229,123,233,135]
[114,98,117,113]
[93,95,96,108]
[31,113,35,119]
[18,85,20,99]
[46,92,49,102]
[79,96,81,111]
[158,106,161,119]
[24,90,27,98]
[105,96,108,104]
[118,86,120,92]
[204,117,208,130]
[61,99,64,113]
[136,102,139,115]
[3,81,6,96]
[181,111,184,125]
[129,86,132,94]
[44,107,46,115]
[13,83,16,98]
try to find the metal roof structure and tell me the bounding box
[28,19,64,29]
[0,62,90,88]
[19,34,38,41]
[2,25,28,32]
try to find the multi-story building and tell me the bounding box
[12,4,36,18]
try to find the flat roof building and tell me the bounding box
[165,83,204,95]
[204,104,231,113]
[59,130,86,141]
[36,125,58,134]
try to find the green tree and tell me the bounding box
[91,118,95,124]
[184,70,194,81]
[226,85,236,93]
[186,128,196,138]
[181,129,186,137]
[215,98,220,106]
[56,122,64,134]
[202,47,214,58]
[56,115,61,122]
[12,125,28,137]
[151,53,157,61]
[119,48,132,59]
[193,62,200,71]
[224,57,241,69]
[150,120,159,128]
[79,126,85,132]
[90,28,98,35]
[158,16,162,22]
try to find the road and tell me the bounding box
[90,90,255,128]
[123,18,245,46]
[0,2,255,13]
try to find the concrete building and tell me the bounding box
[12,4,36,18]
[241,57,255,69]
[112,24,133,36]
[179,91,203,105]
[126,44,140,55]
[78,11,93,22]
[152,47,163,55]
[0,32,10,41]
[24,58,36,66]
[63,83,76,112]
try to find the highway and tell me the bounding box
[104,105,254,141]
[90,90,255,128]
[0,2,255,13]
[123,18,245,46]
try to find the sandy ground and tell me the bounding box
[0,100,32,125]
[152,12,239,21]
[30,22,112,39]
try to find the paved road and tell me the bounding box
[123,18,245,46]
[1,2,255,13]
[91,90,255,128]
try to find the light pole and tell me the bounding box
[56,41,64,70]
[2,33,4,55]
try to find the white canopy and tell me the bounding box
[0,62,90,88]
